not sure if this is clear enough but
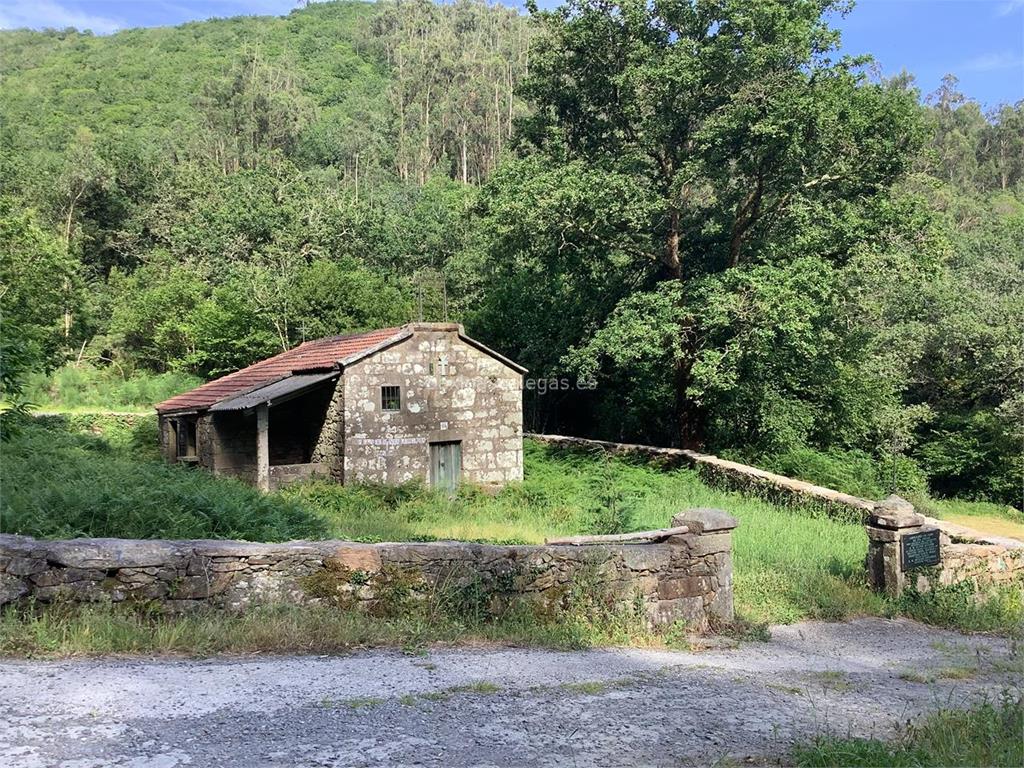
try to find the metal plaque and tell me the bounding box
[901,528,941,570]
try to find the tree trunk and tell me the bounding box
[461,123,468,184]
[663,207,681,279]
[661,202,704,448]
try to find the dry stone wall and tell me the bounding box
[866,496,1024,597]
[0,511,737,630]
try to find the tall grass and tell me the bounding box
[0,580,677,657]
[23,364,202,412]
[0,422,325,541]
[793,692,1024,767]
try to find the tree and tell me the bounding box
[0,197,81,372]
[510,0,923,445]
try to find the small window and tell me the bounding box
[381,386,401,411]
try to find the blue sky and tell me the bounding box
[0,0,1021,108]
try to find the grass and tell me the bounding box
[2,415,1020,639]
[919,497,1024,540]
[0,419,326,541]
[0,590,684,658]
[408,681,504,702]
[809,670,852,692]
[793,692,1023,767]
[23,364,202,413]
[895,581,1024,635]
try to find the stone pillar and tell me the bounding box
[668,508,739,625]
[256,403,270,492]
[866,495,926,597]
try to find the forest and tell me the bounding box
[0,0,1021,507]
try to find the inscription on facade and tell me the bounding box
[358,437,426,447]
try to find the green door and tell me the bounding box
[430,441,461,492]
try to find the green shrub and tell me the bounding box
[753,446,928,500]
[894,581,1024,634]
[917,412,1023,507]
[0,423,325,541]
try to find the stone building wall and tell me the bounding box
[0,512,737,630]
[311,379,346,481]
[158,416,174,462]
[158,411,258,482]
[206,411,259,483]
[343,325,524,488]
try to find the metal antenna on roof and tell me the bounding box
[417,278,424,322]
[442,277,448,322]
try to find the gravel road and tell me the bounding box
[0,618,1018,767]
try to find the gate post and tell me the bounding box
[865,495,936,597]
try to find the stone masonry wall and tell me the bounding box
[206,411,258,483]
[0,511,737,631]
[311,378,346,481]
[532,435,1024,601]
[344,326,523,488]
[866,496,1024,597]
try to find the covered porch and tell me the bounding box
[208,372,339,491]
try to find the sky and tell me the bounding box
[0,0,1021,108]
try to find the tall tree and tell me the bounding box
[516,0,923,445]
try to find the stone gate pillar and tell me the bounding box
[865,495,937,597]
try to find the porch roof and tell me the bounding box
[207,371,339,413]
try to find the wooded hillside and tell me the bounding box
[1,0,1021,506]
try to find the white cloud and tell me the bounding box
[960,51,1024,72]
[0,0,124,34]
[996,0,1024,17]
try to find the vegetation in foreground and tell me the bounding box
[3,417,1022,637]
[0,583,693,658]
[793,692,1024,768]
[0,419,326,542]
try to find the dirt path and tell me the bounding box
[0,618,1018,767]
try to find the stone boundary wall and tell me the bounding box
[529,434,1024,599]
[527,433,874,521]
[866,496,1023,597]
[0,510,738,631]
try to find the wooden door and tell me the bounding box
[430,441,462,492]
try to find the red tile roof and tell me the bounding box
[156,327,404,413]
